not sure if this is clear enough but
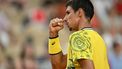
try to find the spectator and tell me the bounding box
[21,42,37,69]
[109,42,122,69]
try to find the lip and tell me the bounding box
[64,20,68,25]
[63,20,70,27]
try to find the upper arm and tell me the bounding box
[78,59,95,69]
[70,32,93,60]
[70,32,94,68]
[62,54,67,69]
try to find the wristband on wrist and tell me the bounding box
[49,35,59,39]
[48,36,62,54]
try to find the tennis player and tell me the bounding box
[48,0,110,69]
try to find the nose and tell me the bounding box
[63,16,68,25]
[63,15,67,23]
[63,15,67,21]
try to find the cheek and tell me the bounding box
[70,17,78,25]
[68,15,75,23]
[67,14,78,27]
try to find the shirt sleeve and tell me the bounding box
[69,32,93,60]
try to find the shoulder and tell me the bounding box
[69,30,91,41]
[69,30,91,51]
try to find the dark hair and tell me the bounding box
[113,42,120,49]
[66,0,94,20]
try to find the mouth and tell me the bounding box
[64,20,68,26]
[63,20,71,29]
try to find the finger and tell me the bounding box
[50,19,58,27]
[52,22,63,27]
[53,19,63,26]
[56,24,64,30]
[58,19,64,23]
[50,18,64,27]
[58,22,63,26]
[52,23,58,27]
[53,18,59,23]
[53,18,63,22]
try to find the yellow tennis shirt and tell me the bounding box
[66,28,110,69]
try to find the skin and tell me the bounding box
[49,6,94,69]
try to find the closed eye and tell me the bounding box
[66,11,70,15]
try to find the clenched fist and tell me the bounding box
[49,18,64,38]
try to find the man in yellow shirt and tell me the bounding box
[48,0,110,69]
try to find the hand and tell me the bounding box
[49,18,64,38]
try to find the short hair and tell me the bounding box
[66,0,94,20]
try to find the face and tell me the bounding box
[64,6,80,31]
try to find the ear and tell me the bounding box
[77,8,84,18]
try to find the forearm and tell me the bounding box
[49,18,65,68]
[49,36,66,69]
[50,52,66,69]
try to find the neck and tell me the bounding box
[78,18,91,30]
[70,18,92,33]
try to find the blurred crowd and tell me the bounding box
[0,0,122,69]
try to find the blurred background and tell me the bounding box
[0,0,122,69]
